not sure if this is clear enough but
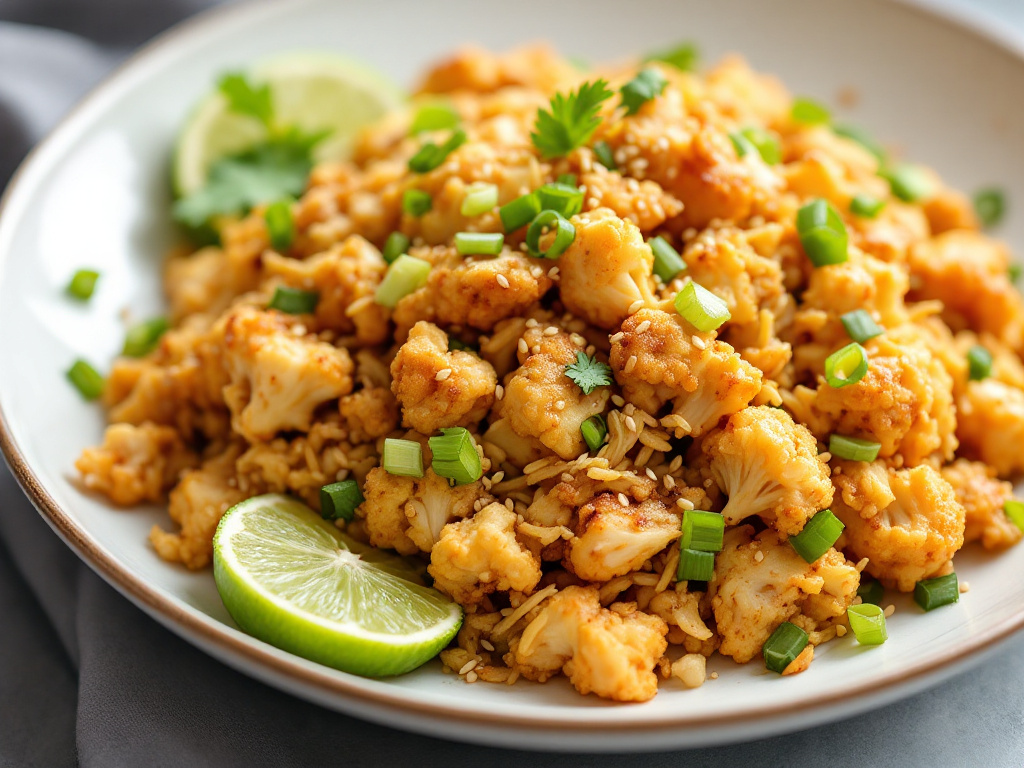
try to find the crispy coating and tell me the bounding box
[957,379,1024,477]
[941,459,1022,551]
[338,387,399,443]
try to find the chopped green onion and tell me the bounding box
[880,164,933,203]
[122,317,170,357]
[791,97,831,126]
[796,199,849,267]
[320,479,363,521]
[736,127,781,165]
[580,414,607,453]
[410,101,459,134]
[649,236,686,283]
[537,183,584,218]
[620,67,668,115]
[1009,263,1022,284]
[558,173,578,187]
[680,510,725,552]
[762,622,809,674]
[408,128,467,173]
[382,438,424,478]
[1003,500,1024,531]
[66,359,105,401]
[789,509,844,563]
[840,309,883,343]
[375,254,432,308]
[857,578,884,605]
[499,192,541,232]
[525,210,575,259]
[268,286,318,315]
[847,603,888,646]
[913,573,959,612]
[448,338,476,353]
[67,269,100,301]
[263,199,295,251]
[833,124,886,162]
[460,182,499,217]
[973,187,1006,229]
[644,41,699,72]
[454,232,504,256]
[429,427,483,485]
[592,140,617,170]
[850,193,885,219]
[402,189,433,217]
[382,231,411,264]
[824,342,868,388]
[673,281,731,332]
[829,434,881,462]
[729,131,756,158]
[676,548,715,581]
[967,344,993,381]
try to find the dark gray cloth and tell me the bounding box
[2,2,1024,766]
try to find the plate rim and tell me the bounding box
[2,0,1024,741]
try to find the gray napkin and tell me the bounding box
[2,2,1024,766]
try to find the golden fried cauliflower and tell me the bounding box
[500,327,609,460]
[513,586,668,702]
[390,321,496,434]
[610,308,762,437]
[565,494,681,582]
[942,459,1022,551]
[222,307,354,441]
[428,502,541,604]
[338,386,399,442]
[710,526,859,663]
[701,406,832,535]
[577,167,684,231]
[832,464,965,591]
[956,379,1024,477]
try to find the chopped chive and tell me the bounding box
[592,140,618,170]
[789,509,844,563]
[320,479,364,521]
[797,199,848,266]
[736,126,781,165]
[408,128,467,173]
[537,183,583,218]
[499,192,541,233]
[791,97,831,126]
[375,254,432,308]
[729,131,757,159]
[973,187,1006,229]
[525,210,575,259]
[880,164,933,203]
[850,193,885,219]
[620,67,668,115]
[558,173,578,187]
[67,269,100,301]
[268,286,318,315]
[454,232,504,256]
[824,342,869,388]
[857,578,884,605]
[833,123,886,162]
[967,344,993,381]
[382,438,424,478]
[66,359,105,400]
[460,182,499,217]
[402,189,433,217]
[1003,500,1024,531]
[1009,263,1022,284]
[122,317,170,357]
[680,510,725,552]
[263,199,295,252]
[913,573,959,611]
[581,413,607,453]
[429,427,483,485]
[644,41,699,72]
[674,281,731,332]
[382,231,411,264]
[410,101,459,134]
[840,309,883,343]
[829,434,881,462]
[649,235,686,283]
[847,603,888,646]
[763,622,809,674]
[677,548,715,581]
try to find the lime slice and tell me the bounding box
[174,52,405,196]
[212,494,461,677]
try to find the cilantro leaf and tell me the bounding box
[620,68,668,116]
[644,42,700,72]
[564,351,613,395]
[531,79,613,159]
[218,73,274,128]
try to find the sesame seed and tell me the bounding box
[496,274,510,289]
[691,335,707,350]
[531,345,541,354]
[836,625,848,637]
[855,557,869,573]
[754,551,764,563]
[625,415,638,433]
[710,672,719,680]
[571,333,586,347]
[676,497,695,511]
[663,475,676,490]
[491,471,504,483]
[883,604,895,617]
[610,332,624,343]
[495,384,504,400]
[518,338,529,354]
[459,659,479,675]
[544,326,559,336]
[548,266,560,279]
[555,400,566,411]
[627,299,644,315]
[480,639,495,652]
[530,266,543,278]
[435,368,452,381]
[526,318,539,328]
[617,493,630,507]
[669,456,683,472]
[587,197,600,208]
[466,670,479,683]
[612,394,626,407]
[291,324,307,336]
[636,320,651,334]
[505,498,515,511]
[960,581,971,593]
[624,355,638,374]
[645,468,657,481]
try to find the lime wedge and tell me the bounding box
[174,52,405,196]
[212,494,461,677]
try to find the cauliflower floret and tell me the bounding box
[338,387,399,442]
[390,321,496,434]
[709,526,859,663]
[956,379,1024,477]
[222,306,354,441]
[556,208,658,330]
[701,406,832,535]
[564,494,681,582]
[428,502,541,604]
[647,589,714,643]
[500,327,609,460]
[164,246,236,321]
[831,464,965,592]
[610,308,762,437]
[576,167,684,231]
[513,586,668,702]
[941,459,1022,551]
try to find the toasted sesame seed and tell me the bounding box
[617,492,630,507]
[561,472,575,483]
[480,639,495,652]
[883,604,895,617]
[548,266,560,278]
[663,475,676,490]
[530,266,543,278]
[505,498,515,511]
[518,338,529,354]
[435,368,452,381]
[710,672,719,680]
[544,326,559,336]
[691,335,707,350]
[836,625,848,637]
[491,471,504,483]
[526,318,539,328]
[645,468,657,481]
[555,400,566,411]
[636,320,652,334]
[624,355,638,374]
[495,384,504,400]
[669,456,683,472]
[855,557,869,572]
[627,299,644,315]
[960,581,971,593]
[459,659,479,675]
[466,670,479,683]
[571,333,587,347]
[531,344,541,354]
[496,274,510,289]
[609,332,625,344]
[625,415,638,433]
[587,197,600,208]
[676,497,695,511]
[612,394,626,407]
[754,551,765,563]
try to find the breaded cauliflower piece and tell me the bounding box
[610,308,762,437]
[701,406,832,535]
[556,208,657,330]
[800,251,909,328]
[428,502,542,604]
[513,586,668,702]
[832,464,965,591]
[390,321,496,434]
[222,306,354,441]
[941,459,1022,551]
[565,494,681,582]
[710,526,859,663]
[165,246,236,321]
[647,589,714,644]
[338,387,399,442]
[956,379,1024,477]
[577,167,684,231]
[76,422,196,506]
[417,44,579,95]
[500,327,609,460]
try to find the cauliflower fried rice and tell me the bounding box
[75,45,1024,701]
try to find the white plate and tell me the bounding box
[2,0,1023,752]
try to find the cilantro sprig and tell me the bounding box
[565,351,613,395]
[531,79,613,160]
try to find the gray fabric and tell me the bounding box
[2,1,1024,765]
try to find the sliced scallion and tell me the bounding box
[828,434,881,462]
[268,286,318,315]
[797,198,848,267]
[460,182,499,217]
[857,578,884,606]
[881,164,933,203]
[454,231,504,256]
[499,192,541,233]
[676,548,715,582]
[402,189,432,217]
[382,438,424,478]
[580,414,607,453]
[410,101,459,134]
[122,317,170,357]
[789,509,844,563]
[967,344,993,381]
[320,479,364,521]
[737,126,781,165]
[680,510,725,552]
[66,359,105,401]
[264,199,295,251]
[763,622,809,674]
[67,269,100,301]
[913,573,959,612]
[973,187,1006,229]
[382,231,411,264]
[673,281,731,332]
[1003,500,1024,531]
[525,210,575,259]
[833,123,886,162]
[558,173,578,187]
[850,193,885,219]
[791,97,831,126]
[408,128,467,173]
[840,309,883,343]
[429,427,483,485]
[537,183,584,218]
[824,342,868,388]
[643,41,699,72]
[375,254,431,308]
[847,603,888,646]
[649,235,686,283]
